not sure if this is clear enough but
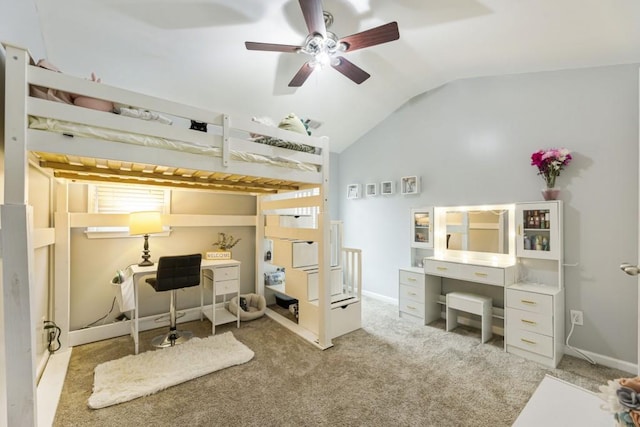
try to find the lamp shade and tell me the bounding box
[129,211,163,236]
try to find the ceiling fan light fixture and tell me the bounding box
[245,0,400,86]
[313,51,332,68]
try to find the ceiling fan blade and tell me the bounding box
[245,41,301,53]
[332,57,370,84]
[299,0,326,37]
[339,21,400,52]
[288,62,315,87]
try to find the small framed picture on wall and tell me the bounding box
[347,183,361,199]
[380,181,394,195]
[365,183,377,197]
[401,176,420,195]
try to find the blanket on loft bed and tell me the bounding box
[28,116,318,172]
[29,59,319,155]
[29,60,321,155]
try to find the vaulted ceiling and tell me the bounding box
[30,0,640,152]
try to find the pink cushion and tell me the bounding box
[73,96,114,112]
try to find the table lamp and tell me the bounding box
[129,211,163,266]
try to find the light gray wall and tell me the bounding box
[68,184,257,330]
[338,65,640,364]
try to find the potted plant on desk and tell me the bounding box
[207,232,241,260]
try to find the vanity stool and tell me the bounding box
[446,292,492,343]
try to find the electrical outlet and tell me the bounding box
[570,310,584,326]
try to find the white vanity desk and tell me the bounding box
[400,201,564,368]
[400,257,516,335]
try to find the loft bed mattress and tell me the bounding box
[28,116,318,173]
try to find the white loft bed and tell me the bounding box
[1,42,340,426]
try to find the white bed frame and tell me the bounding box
[1,42,340,426]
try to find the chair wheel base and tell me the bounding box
[151,330,193,348]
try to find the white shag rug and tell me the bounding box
[88,332,254,409]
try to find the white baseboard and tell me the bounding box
[37,348,72,427]
[361,290,398,305]
[563,345,637,374]
[69,305,212,347]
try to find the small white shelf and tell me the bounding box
[202,305,237,326]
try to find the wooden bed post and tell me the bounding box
[2,44,38,426]
[317,136,332,349]
[255,195,265,297]
[54,181,71,351]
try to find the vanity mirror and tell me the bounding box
[434,204,515,262]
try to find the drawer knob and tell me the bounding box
[520,338,537,345]
[407,305,416,310]
[521,319,537,325]
[474,272,488,277]
[408,277,417,282]
[520,299,537,305]
[436,267,448,271]
[409,292,417,296]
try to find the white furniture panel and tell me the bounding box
[506,327,554,358]
[516,201,561,260]
[411,207,434,249]
[513,375,612,427]
[506,307,553,336]
[506,283,563,368]
[506,289,553,314]
[307,267,343,301]
[398,267,441,324]
[458,264,506,287]
[423,259,461,278]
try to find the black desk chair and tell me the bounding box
[145,253,202,348]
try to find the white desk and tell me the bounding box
[513,375,611,426]
[127,259,240,354]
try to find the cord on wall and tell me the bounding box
[565,312,596,365]
[43,320,61,353]
[82,297,117,329]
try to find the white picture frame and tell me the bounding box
[365,183,377,197]
[347,183,361,199]
[401,176,420,195]
[380,181,394,195]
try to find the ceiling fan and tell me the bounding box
[245,0,400,87]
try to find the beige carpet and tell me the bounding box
[53,296,631,426]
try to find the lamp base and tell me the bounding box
[138,234,154,266]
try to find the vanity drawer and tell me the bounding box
[506,307,552,336]
[424,260,459,278]
[399,270,425,287]
[215,266,239,282]
[399,298,425,319]
[458,264,504,286]
[400,283,425,303]
[506,289,552,314]
[506,327,553,358]
[215,279,239,296]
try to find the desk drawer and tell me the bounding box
[399,298,424,319]
[424,260,459,278]
[215,279,239,296]
[400,283,425,303]
[506,327,553,358]
[215,266,238,282]
[399,270,425,287]
[506,289,552,314]
[507,307,552,336]
[458,264,504,286]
